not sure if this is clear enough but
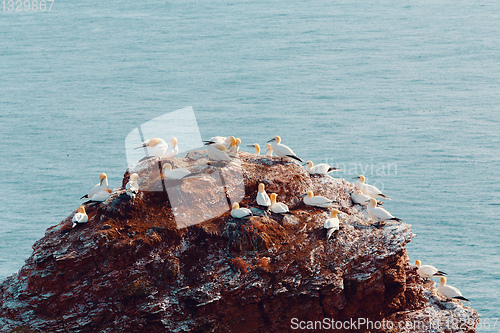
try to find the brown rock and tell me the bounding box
[0,151,479,332]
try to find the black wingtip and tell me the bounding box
[453,296,470,302]
[80,194,88,199]
[287,155,303,162]
[435,271,448,276]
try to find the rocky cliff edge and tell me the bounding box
[0,152,479,332]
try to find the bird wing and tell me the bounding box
[311,196,334,206]
[315,164,331,174]
[324,217,339,229]
[89,189,111,202]
[419,265,438,277]
[85,183,102,199]
[257,192,271,206]
[363,183,385,197]
[373,207,395,221]
[165,169,190,180]
[439,285,463,298]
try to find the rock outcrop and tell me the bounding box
[0,152,479,332]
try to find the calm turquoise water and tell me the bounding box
[1,0,498,329]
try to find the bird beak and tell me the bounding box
[267,138,276,143]
[352,176,360,180]
[365,200,370,203]
[299,193,307,197]
[246,144,255,148]
[301,162,307,166]
[204,141,215,146]
[134,144,146,150]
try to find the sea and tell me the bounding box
[0,0,498,330]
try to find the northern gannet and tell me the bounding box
[228,137,241,158]
[438,277,470,302]
[163,137,179,158]
[415,260,447,279]
[256,183,271,208]
[366,198,402,224]
[351,190,370,206]
[267,136,303,162]
[352,175,390,200]
[265,143,273,157]
[304,161,341,175]
[247,143,261,155]
[205,142,232,162]
[72,205,88,227]
[204,136,233,148]
[300,190,339,208]
[324,209,340,240]
[269,193,290,214]
[230,202,252,219]
[134,138,168,158]
[80,173,109,199]
[125,173,140,198]
[162,163,192,180]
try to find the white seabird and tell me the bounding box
[72,205,88,227]
[205,142,232,162]
[87,188,112,202]
[352,175,390,200]
[366,198,402,224]
[134,138,168,158]
[324,209,340,240]
[265,143,273,157]
[304,161,341,175]
[351,189,371,206]
[228,137,241,158]
[269,193,291,214]
[125,173,140,198]
[163,137,179,158]
[415,260,447,279]
[267,136,303,162]
[247,143,261,155]
[256,183,271,208]
[438,277,470,302]
[162,163,192,180]
[80,173,109,199]
[230,202,252,219]
[204,136,233,148]
[300,190,339,208]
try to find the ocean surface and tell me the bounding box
[0,0,498,330]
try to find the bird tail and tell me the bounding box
[434,271,448,276]
[327,167,341,172]
[380,194,391,200]
[453,296,470,302]
[389,217,403,222]
[287,155,303,162]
